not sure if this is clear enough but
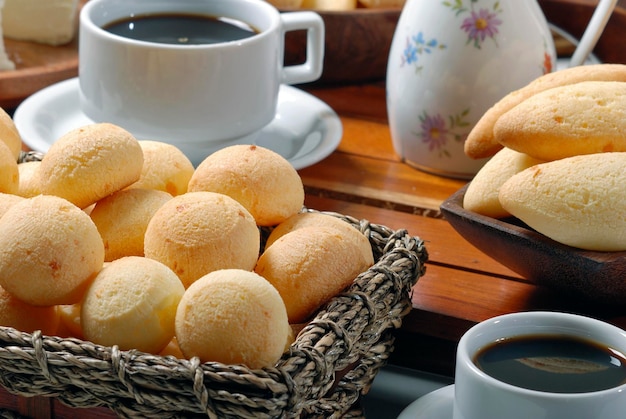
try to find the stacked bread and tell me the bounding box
[0,119,374,369]
[463,64,626,252]
[265,0,405,10]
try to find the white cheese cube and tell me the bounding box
[3,0,79,46]
[0,0,16,71]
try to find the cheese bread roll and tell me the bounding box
[0,141,18,195]
[494,81,626,161]
[127,140,194,196]
[255,226,371,323]
[463,147,545,218]
[499,152,626,251]
[17,161,41,198]
[144,191,260,288]
[90,188,172,261]
[81,256,185,353]
[465,64,626,159]
[0,195,104,306]
[188,145,304,226]
[0,107,22,161]
[39,123,143,209]
[175,269,289,368]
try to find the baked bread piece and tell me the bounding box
[81,256,185,353]
[265,211,374,266]
[0,195,104,306]
[0,193,24,218]
[38,123,144,209]
[499,152,626,251]
[463,147,545,218]
[465,64,626,159]
[188,144,304,226]
[126,140,194,197]
[255,226,371,323]
[90,188,173,261]
[144,191,260,288]
[0,285,60,335]
[175,269,289,368]
[264,0,303,8]
[0,141,18,194]
[16,161,41,198]
[493,81,626,161]
[0,107,21,160]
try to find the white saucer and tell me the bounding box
[13,78,342,170]
[397,385,454,419]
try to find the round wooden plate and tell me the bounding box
[0,36,79,111]
[0,0,86,111]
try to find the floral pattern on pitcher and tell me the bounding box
[444,0,503,49]
[416,109,471,158]
[400,32,446,72]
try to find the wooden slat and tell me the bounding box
[304,195,522,279]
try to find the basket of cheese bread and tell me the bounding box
[441,63,626,304]
[0,113,427,418]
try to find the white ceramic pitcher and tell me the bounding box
[386,0,615,179]
[387,0,554,179]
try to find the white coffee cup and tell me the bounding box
[454,311,626,419]
[78,0,324,165]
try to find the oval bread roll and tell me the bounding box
[493,81,626,161]
[265,211,374,266]
[463,147,545,218]
[498,152,626,251]
[255,226,371,323]
[465,64,626,159]
[39,123,144,209]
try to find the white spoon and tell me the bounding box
[568,0,618,67]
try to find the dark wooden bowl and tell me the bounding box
[284,8,401,84]
[283,1,626,85]
[440,184,626,305]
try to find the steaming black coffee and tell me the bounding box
[103,13,258,45]
[474,335,626,393]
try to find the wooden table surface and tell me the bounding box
[297,0,626,378]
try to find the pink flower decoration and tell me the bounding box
[461,8,502,47]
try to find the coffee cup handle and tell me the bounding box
[280,12,325,85]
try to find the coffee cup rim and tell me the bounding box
[457,311,626,397]
[80,0,280,49]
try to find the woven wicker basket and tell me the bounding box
[1,161,427,418]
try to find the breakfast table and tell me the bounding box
[1,0,626,417]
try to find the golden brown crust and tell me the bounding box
[0,107,22,161]
[39,123,144,209]
[465,64,626,159]
[493,81,626,161]
[499,152,626,251]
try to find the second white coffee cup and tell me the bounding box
[79,0,324,163]
[454,311,626,419]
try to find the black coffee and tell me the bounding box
[474,335,626,393]
[103,13,258,45]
